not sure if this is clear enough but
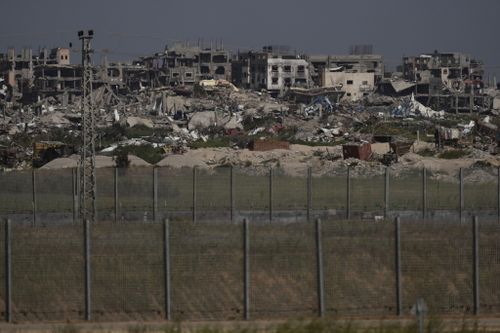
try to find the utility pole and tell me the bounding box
[78,30,97,223]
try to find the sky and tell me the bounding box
[1,0,499,78]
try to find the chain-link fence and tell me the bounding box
[0,218,498,322]
[1,166,500,224]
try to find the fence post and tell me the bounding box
[315,218,325,317]
[385,167,390,219]
[346,166,351,220]
[163,218,171,320]
[114,167,118,223]
[72,168,78,223]
[269,168,273,222]
[153,167,158,222]
[460,168,464,223]
[422,167,427,220]
[32,168,37,226]
[193,167,197,223]
[76,166,81,218]
[5,219,11,323]
[243,218,250,320]
[395,216,402,316]
[84,219,91,321]
[497,167,499,223]
[230,166,235,222]
[473,216,480,315]
[307,167,312,222]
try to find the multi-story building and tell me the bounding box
[161,42,231,85]
[232,45,310,94]
[308,53,384,87]
[402,51,484,95]
[0,47,78,101]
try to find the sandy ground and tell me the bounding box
[41,154,150,169]
[2,317,500,333]
[41,143,500,182]
[156,142,500,179]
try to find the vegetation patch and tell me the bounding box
[189,137,231,149]
[438,149,469,159]
[417,148,436,157]
[113,144,165,165]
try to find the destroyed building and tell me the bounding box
[232,45,310,94]
[308,52,384,87]
[160,42,231,85]
[402,51,484,93]
[0,47,81,102]
[387,51,491,112]
[319,66,375,101]
[307,47,383,101]
[1,48,35,100]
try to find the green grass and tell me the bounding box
[188,137,232,149]
[438,149,469,159]
[112,144,166,165]
[416,148,435,157]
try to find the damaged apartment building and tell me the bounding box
[0,48,81,103]
[309,45,384,101]
[232,45,310,95]
[2,39,497,116]
[381,51,491,112]
[159,41,231,85]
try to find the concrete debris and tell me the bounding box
[188,111,218,130]
[126,116,154,128]
[199,79,239,92]
[222,114,243,130]
[1,45,499,173]
[392,94,445,118]
[304,96,333,116]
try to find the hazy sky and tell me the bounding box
[1,0,499,77]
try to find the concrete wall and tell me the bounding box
[321,70,374,101]
[55,48,70,65]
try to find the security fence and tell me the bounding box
[1,166,500,224]
[0,218,499,322]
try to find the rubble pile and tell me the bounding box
[1,80,500,174]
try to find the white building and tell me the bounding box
[320,68,375,101]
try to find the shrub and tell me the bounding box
[438,149,469,159]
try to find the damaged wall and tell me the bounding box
[321,69,375,101]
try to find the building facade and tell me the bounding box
[309,54,384,87]
[402,51,484,95]
[232,46,310,93]
[320,69,375,101]
[161,42,231,85]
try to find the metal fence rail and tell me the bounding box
[0,217,499,322]
[2,166,500,224]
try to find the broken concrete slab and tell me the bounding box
[126,116,154,128]
[187,111,217,130]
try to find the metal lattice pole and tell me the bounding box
[79,30,97,223]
